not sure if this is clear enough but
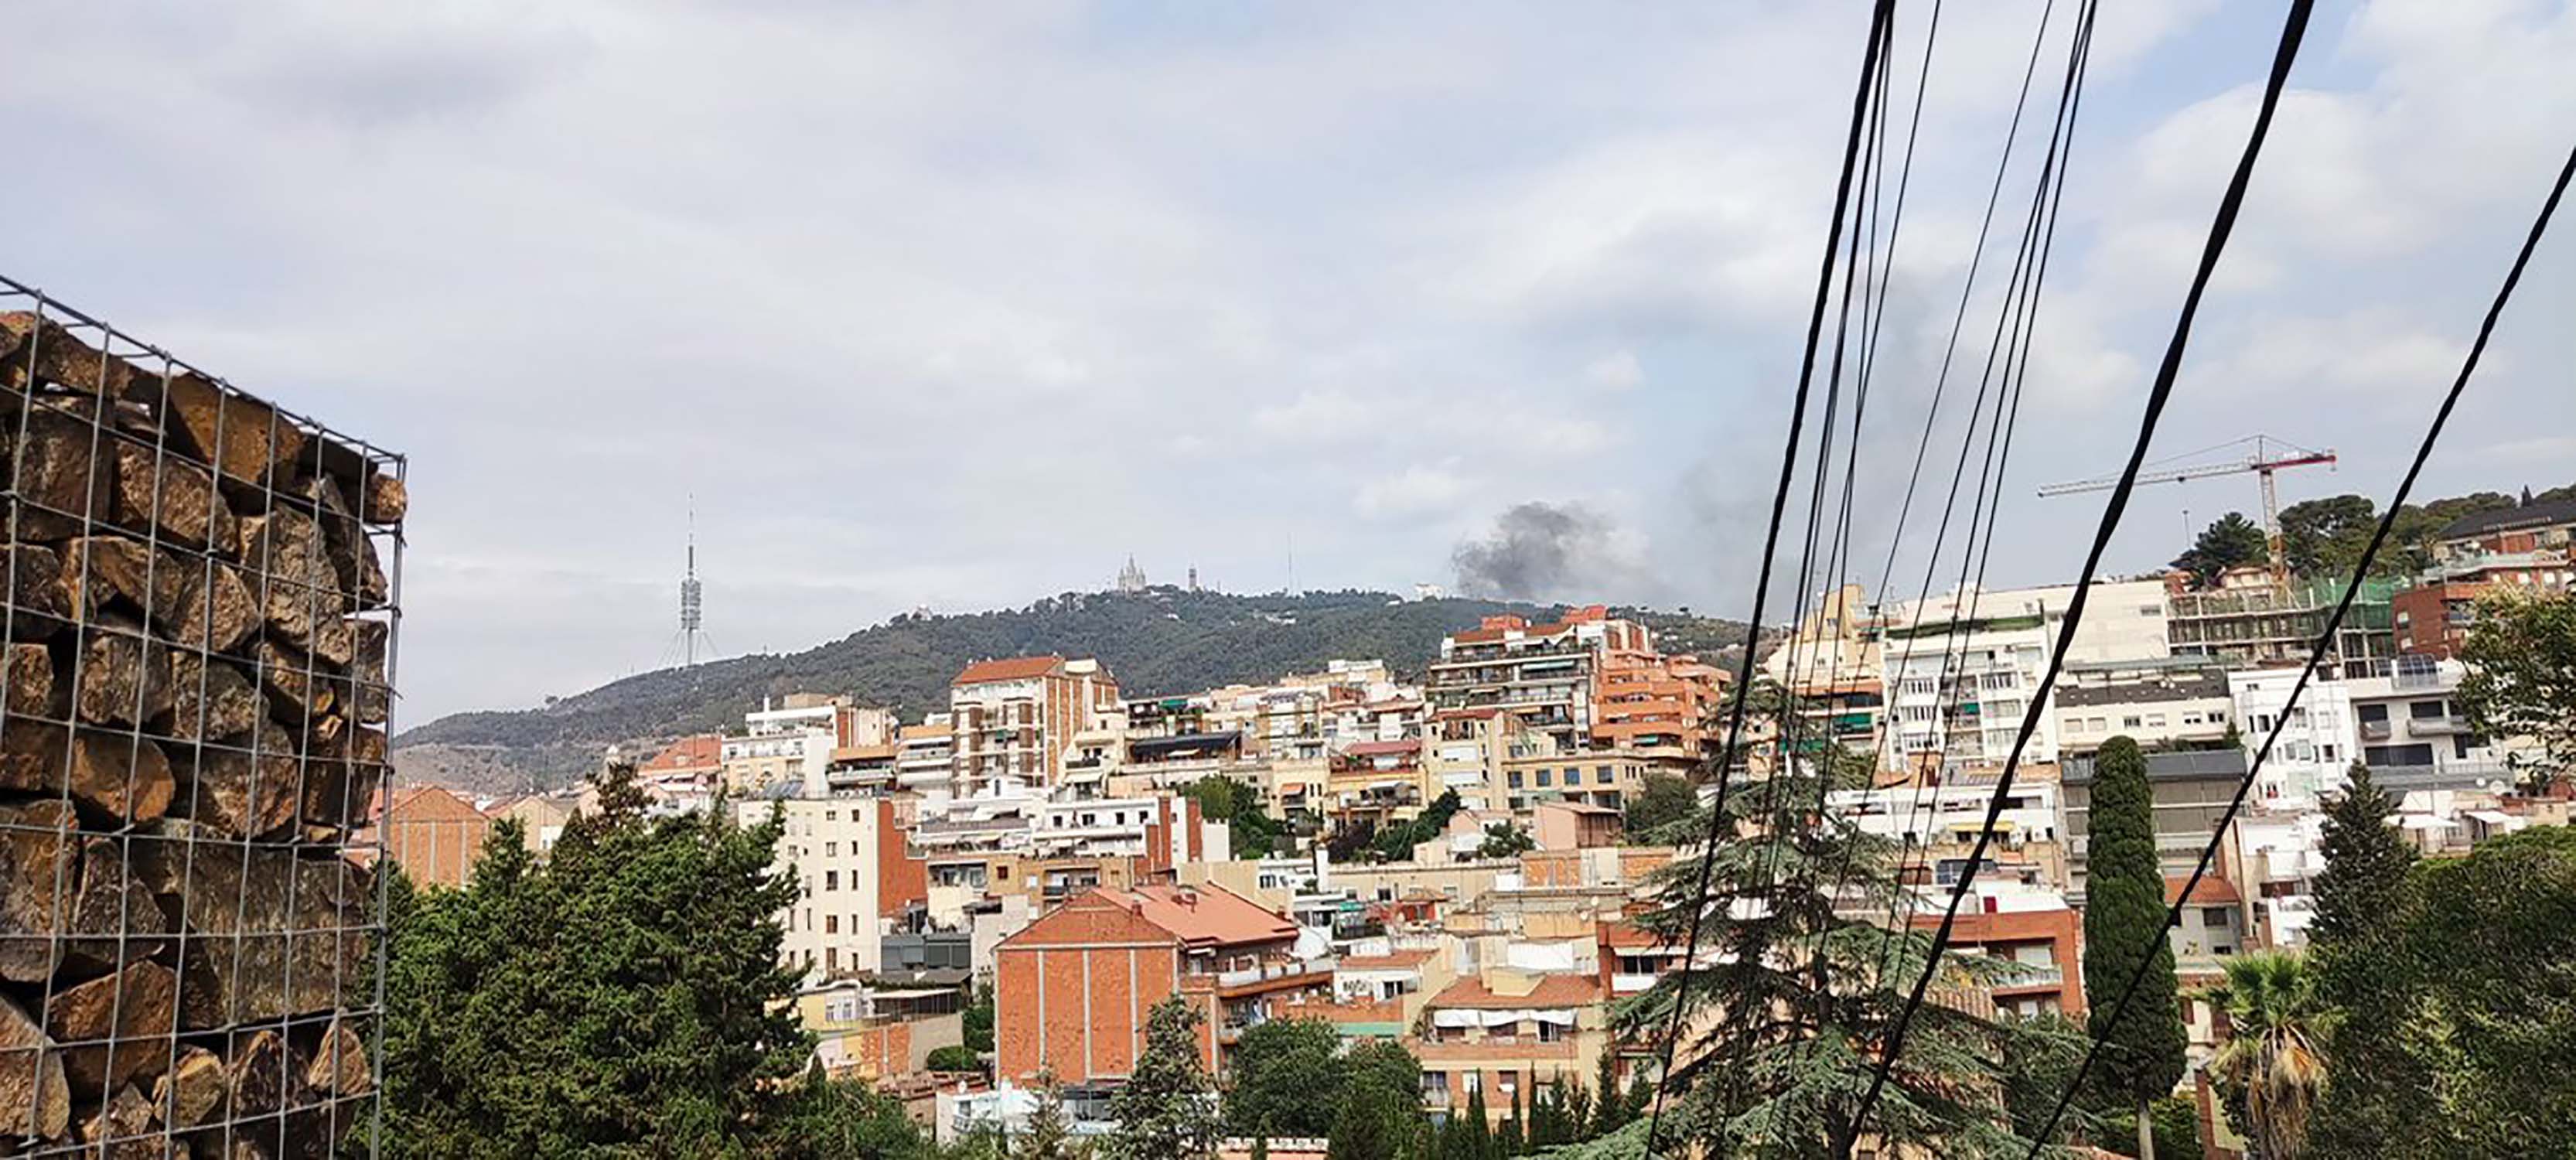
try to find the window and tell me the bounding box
[2356,703,2390,724]
[824,842,838,857]
[1497,1073,1518,1099]
[824,871,838,892]
[2410,700,2448,721]
[1595,765,1612,783]
[2146,714,2167,728]
[1535,770,1552,788]
[825,914,838,934]
[1507,772,1524,789]
[1538,1021,1565,1042]
[824,810,838,822]
[2123,716,2143,729]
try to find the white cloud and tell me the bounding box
[1355,462,1475,520]
[1582,350,1644,391]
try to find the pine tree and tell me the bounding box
[1592,728,2056,1156]
[1589,1051,1627,1138]
[1496,1080,1524,1155]
[1020,1065,1080,1160]
[1462,1087,1492,1160]
[2306,763,2430,1158]
[2080,736,2189,1159]
[1103,996,1222,1160]
[1561,1078,1592,1145]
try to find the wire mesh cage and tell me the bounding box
[0,275,401,1158]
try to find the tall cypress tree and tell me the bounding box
[1103,996,1222,1160]
[2305,763,2430,1158]
[2080,736,2189,1159]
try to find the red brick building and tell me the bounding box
[993,884,1326,1084]
[2392,551,2573,659]
[373,785,493,888]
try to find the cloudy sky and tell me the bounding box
[6,1,2571,726]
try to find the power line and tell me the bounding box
[1643,2,1895,1153]
[2018,135,2576,1158]
[1841,1,2318,1151]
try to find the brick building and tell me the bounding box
[992,884,1327,1084]
[950,656,1122,793]
[374,785,493,888]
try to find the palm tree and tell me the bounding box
[2199,950,2334,1159]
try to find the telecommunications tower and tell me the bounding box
[669,497,717,667]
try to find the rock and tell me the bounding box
[236,510,342,645]
[305,479,387,612]
[60,534,183,625]
[164,652,261,742]
[61,836,174,979]
[46,960,178,1095]
[305,614,355,670]
[0,311,139,397]
[254,640,331,722]
[300,1019,369,1097]
[0,718,69,796]
[0,798,77,983]
[0,992,70,1140]
[13,404,114,540]
[2,542,72,639]
[169,561,258,658]
[179,720,300,840]
[108,440,237,554]
[153,1045,224,1129]
[66,728,177,824]
[159,371,308,490]
[361,470,406,524]
[223,1029,297,1120]
[75,1081,156,1158]
[75,629,176,728]
[129,831,370,1029]
[349,619,389,725]
[5,640,61,721]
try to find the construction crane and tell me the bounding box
[2037,434,2336,578]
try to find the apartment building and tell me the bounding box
[1412,973,1610,1125]
[2227,668,2358,807]
[1904,878,2085,1019]
[636,732,722,801]
[1879,579,2172,771]
[723,694,891,796]
[2432,494,2576,561]
[2054,659,2235,758]
[992,884,1329,1084]
[2392,549,2572,658]
[2166,572,2395,666]
[896,715,957,791]
[2342,655,2505,778]
[1424,607,1653,756]
[1029,793,1222,871]
[2059,747,2251,913]
[1766,583,1888,757]
[741,794,926,983]
[950,656,1122,793]
[1830,777,2066,889]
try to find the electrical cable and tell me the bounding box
[1840,2,2318,1151]
[2016,135,2576,1159]
[1642,2,1896,1153]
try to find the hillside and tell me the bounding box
[394,589,1763,793]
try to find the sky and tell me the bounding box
[4,0,2571,727]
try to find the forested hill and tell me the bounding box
[394,589,1761,793]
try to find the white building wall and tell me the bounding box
[742,797,889,983]
[2228,670,2358,807]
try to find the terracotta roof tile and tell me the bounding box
[1428,974,1601,1010]
[954,655,1066,685]
[640,733,723,773]
[2165,875,2241,906]
[1338,950,1437,971]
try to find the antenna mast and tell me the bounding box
[678,496,709,666]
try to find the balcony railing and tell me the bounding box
[2359,720,2393,741]
[1216,957,1336,991]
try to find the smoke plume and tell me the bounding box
[1452,500,1651,602]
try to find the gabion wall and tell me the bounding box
[0,276,402,1158]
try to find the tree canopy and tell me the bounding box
[2171,512,2270,588]
[1622,772,1700,844]
[2454,589,2576,793]
[1227,1018,1343,1139]
[1103,996,1221,1160]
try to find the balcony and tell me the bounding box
[1216,957,1336,995]
[2359,720,2392,742]
[1993,965,2065,992]
[2408,715,2465,735]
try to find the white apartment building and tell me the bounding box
[1029,794,1224,864]
[2056,660,2235,758]
[1881,580,2172,769]
[2343,655,2508,780]
[2227,668,2358,807]
[723,694,889,796]
[742,794,902,982]
[949,656,1122,793]
[1830,780,2065,855]
[897,715,957,791]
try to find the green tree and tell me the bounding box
[2172,512,2270,588]
[1477,821,1536,859]
[2276,495,2377,579]
[1461,1087,1492,1160]
[2096,1098,2205,1160]
[1623,772,1700,845]
[2454,589,2576,793]
[1588,1051,1628,1138]
[383,763,814,1156]
[763,1061,933,1159]
[962,982,997,1054]
[1185,774,1284,859]
[2080,737,2189,1159]
[1326,1041,1420,1160]
[2198,952,2331,1160]
[1019,1066,1083,1160]
[2391,827,2576,1156]
[1228,1018,1343,1138]
[1597,739,2059,1156]
[2305,764,2428,1158]
[928,1045,982,1073]
[1103,996,1221,1160]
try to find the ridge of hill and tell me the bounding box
[392,588,1762,794]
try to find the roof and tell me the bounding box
[2165,875,2242,906]
[1337,950,1436,971]
[640,733,722,773]
[1427,974,1602,1010]
[998,884,1298,953]
[2438,496,2576,541]
[1344,739,1423,758]
[2063,748,2250,785]
[954,655,1066,685]
[2059,671,2232,708]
